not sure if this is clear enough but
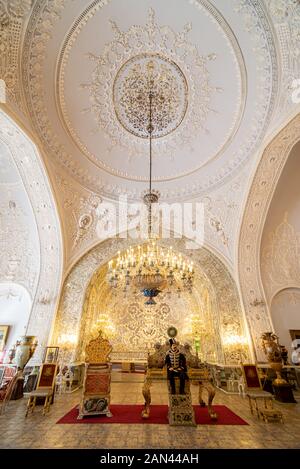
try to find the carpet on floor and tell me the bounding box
[56,404,248,425]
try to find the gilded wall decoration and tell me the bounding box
[238,113,300,361]
[52,236,250,364]
[261,214,300,302]
[76,260,221,363]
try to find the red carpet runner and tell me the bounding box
[57,405,248,425]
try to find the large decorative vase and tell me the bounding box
[261,332,287,386]
[14,336,38,370]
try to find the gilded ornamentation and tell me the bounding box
[85,330,112,363]
[261,332,287,385]
[142,340,217,421]
[238,113,300,361]
[51,236,250,364]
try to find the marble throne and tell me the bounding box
[141,341,217,422]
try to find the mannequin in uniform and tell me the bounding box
[165,339,188,394]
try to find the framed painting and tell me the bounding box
[43,346,59,364]
[0,326,9,352]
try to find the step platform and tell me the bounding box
[168,381,196,426]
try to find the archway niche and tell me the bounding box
[270,288,300,361]
[0,283,31,360]
[238,113,300,361]
[52,236,251,365]
[259,138,300,360]
[0,109,62,363]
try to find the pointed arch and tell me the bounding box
[238,113,300,361]
[0,109,63,361]
[52,235,251,364]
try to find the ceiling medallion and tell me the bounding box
[73,7,221,167]
[113,53,188,139]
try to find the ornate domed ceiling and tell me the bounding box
[22,0,278,201]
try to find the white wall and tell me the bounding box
[271,288,300,361]
[0,282,31,361]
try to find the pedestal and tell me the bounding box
[273,383,297,403]
[168,392,196,426]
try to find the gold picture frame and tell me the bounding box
[0,325,9,352]
[43,346,59,364]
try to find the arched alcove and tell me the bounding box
[261,140,300,303]
[0,109,63,363]
[238,113,300,361]
[259,138,300,359]
[52,236,251,364]
[0,283,31,359]
[270,288,300,361]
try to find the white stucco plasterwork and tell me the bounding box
[58,5,240,179]
[0,109,63,361]
[0,180,39,297]
[261,214,300,303]
[238,112,300,361]
[263,0,300,118]
[0,0,32,111]
[21,0,277,200]
[52,150,254,272]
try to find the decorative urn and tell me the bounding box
[14,336,38,370]
[261,332,287,386]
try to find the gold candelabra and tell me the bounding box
[223,334,248,364]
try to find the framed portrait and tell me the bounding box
[43,346,59,364]
[0,326,9,352]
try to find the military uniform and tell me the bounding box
[165,342,188,394]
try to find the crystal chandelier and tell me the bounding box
[107,242,194,304]
[107,59,194,304]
